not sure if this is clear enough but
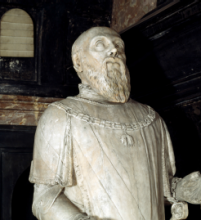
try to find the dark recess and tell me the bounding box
[121,0,201,219]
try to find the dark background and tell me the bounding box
[0,0,201,219]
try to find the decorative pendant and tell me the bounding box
[121,124,134,147]
[170,202,188,220]
[121,134,134,147]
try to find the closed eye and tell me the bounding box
[96,41,104,47]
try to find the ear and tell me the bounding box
[72,53,83,73]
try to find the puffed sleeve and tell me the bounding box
[29,103,73,187]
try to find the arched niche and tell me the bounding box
[0,8,34,57]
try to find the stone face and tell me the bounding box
[0,94,61,126]
[71,27,131,103]
[111,0,157,33]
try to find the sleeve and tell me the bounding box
[29,104,74,187]
[32,184,87,220]
[160,117,176,201]
[29,102,95,220]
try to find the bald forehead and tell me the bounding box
[84,27,120,39]
[72,27,121,54]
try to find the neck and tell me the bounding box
[77,84,116,104]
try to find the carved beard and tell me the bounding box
[84,57,131,103]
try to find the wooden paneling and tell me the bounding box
[0,6,39,82]
[0,0,112,94]
[121,0,201,108]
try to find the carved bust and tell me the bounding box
[29,27,201,220]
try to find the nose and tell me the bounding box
[108,47,118,57]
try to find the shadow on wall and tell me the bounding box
[121,29,201,220]
[12,167,36,220]
[121,30,175,107]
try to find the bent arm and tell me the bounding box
[33,184,88,220]
[160,118,201,205]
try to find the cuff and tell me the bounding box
[171,177,182,201]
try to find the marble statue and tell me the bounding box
[29,27,201,220]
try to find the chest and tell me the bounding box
[71,116,162,177]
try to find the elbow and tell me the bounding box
[32,184,63,220]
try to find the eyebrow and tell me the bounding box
[90,36,108,46]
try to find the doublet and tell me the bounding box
[29,95,176,220]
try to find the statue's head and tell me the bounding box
[72,27,131,103]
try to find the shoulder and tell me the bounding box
[128,98,151,109]
[33,100,70,165]
[48,96,84,113]
[39,96,83,123]
[127,98,162,124]
[40,102,66,123]
[37,96,86,136]
[36,99,70,145]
